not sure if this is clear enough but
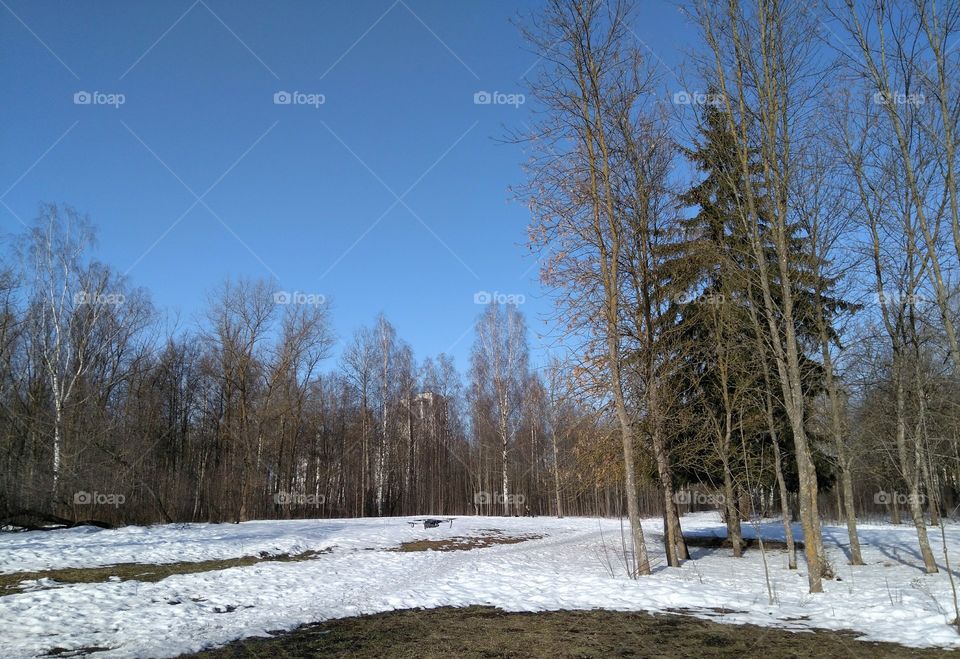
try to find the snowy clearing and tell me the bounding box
[0,512,958,657]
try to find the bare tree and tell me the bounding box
[470,302,529,515]
[342,325,377,515]
[831,1,960,370]
[791,145,864,565]
[520,0,654,576]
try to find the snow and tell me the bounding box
[1,513,958,657]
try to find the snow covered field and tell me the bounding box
[1,512,958,657]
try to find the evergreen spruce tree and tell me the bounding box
[671,99,849,560]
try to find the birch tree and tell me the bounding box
[22,205,128,499]
[470,302,529,515]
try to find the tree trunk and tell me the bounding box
[610,338,650,577]
[894,367,938,573]
[840,467,863,564]
[652,425,681,567]
[722,455,742,557]
[551,430,563,518]
[52,403,63,498]
[820,337,863,565]
[771,421,797,570]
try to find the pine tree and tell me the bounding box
[671,99,850,564]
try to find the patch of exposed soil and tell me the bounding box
[184,605,953,658]
[1,548,331,596]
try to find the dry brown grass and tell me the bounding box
[185,605,955,658]
[389,531,543,552]
[1,548,331,596]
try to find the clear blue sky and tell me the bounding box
[1,0,689,371]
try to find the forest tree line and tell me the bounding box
[0,208,634,527]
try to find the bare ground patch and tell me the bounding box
[390,531,543,552]
[683,534,801,552]
[1,548,332,596]
[183,606,953,658]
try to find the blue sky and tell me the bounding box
[1,0,689,371]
